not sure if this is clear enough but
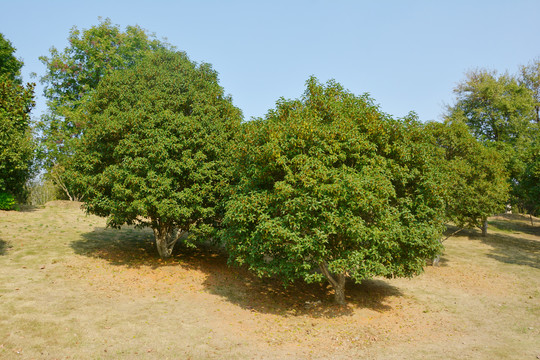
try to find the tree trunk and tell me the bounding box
[481,217,488,237]
[153,225,182,259]
[319,262,347,305]
[333,274,346,305]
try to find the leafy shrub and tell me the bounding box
[0,192,16,210]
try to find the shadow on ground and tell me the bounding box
[72,226,159,267]
[443,219,540,269]
[180,244,402,318]
[488,214,540,237]
[480,232,540,269]
[19,205,39,213]
[72,227,403,317]
[447,221,540,269]
[0,238,10,255]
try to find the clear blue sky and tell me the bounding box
[1,0,539,122]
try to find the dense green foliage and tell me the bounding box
[448,68,539,215]
[0,192,16,210]
[0,34,35,201]
[0,33,23,84]
[520,58,540,124]
[73,50,242,258]
[37,19,171,200]
[450,70,534,145]
[426,120,509,235]
[223,77,445,304]
[514,137,540,216]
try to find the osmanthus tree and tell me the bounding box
[425,120,509,237]
[72,50,242,258]
[0,33,35,204]
[38,18,171,200]
[222,77,446,305]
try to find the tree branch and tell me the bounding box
[442,227,464,242]
[318,262,338,289]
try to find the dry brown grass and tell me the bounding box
[0,203,538,359]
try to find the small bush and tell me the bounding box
[0,192,16,210]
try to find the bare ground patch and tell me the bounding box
[0,204,539,359]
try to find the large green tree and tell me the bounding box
[38,19,171,200]
[425,119,509,236]
[73,50,242,258]
[520,58,540,124]
[223,77,446,305]
[0,33,23,84]
[0,33,35,203]
[450,69,534,145]
[448,68,539,214]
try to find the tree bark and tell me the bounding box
[481,217,488,237]
[153,224,182,259]
[333,273,346,305]
[319,262,347,305]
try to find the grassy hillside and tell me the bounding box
[0,202,538,359]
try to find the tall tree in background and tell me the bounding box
[0,33,23,84]
[426,120,509,236]
[223,77,445,304]
[520,58,540,124]
[72,50,242,258]
[447,69,537,213]
[37,19,171,200]
[0,33,35,204]
[450,69,534,145]
[513,137,540,218]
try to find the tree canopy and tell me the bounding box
[448,67,538,214]
[0,34,35,202]
[37,19,172,200]
[425,119,509,236]
[73,50,242,258]
[520,58,540,124]
[0,33,23,84]
[223,77,446,304]
[450,69,534,145]
[513,137,540,217]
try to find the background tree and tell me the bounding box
[37,18,171,200]
[0,33,35,205]
[73,50,242,258]
[223,77,445,305]
[447,68,537,212]
[0,33,23,84]
[513,137,540,219]
[519,58,540,124]
[425,119,509,236]
[450,69,534,145]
